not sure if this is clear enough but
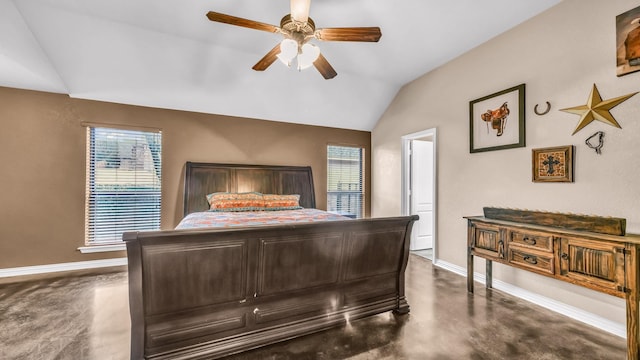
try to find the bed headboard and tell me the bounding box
[183,162,316,216]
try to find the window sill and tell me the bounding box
[78,244,126,254]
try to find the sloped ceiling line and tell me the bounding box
[0,0,561,131]
[0,0,67,93]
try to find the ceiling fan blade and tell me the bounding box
[313,53,337,79]
[316,27,382,42]
[252,43,282,71]
[206,11,279,33]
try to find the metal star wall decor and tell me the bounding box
[559,84,638,135]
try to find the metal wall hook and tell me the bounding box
[534,101,551,115]
[585,131,605,155]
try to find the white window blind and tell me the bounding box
[327,145,364,219]
[85,127,162,245]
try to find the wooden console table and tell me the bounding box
[466,208,640,360]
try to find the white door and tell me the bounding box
[410,139,433,250]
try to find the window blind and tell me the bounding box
[327,145,364,219]
[85,127,162,245]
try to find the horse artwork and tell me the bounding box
[469,84,525,153]
[480,102,510,136]
[617,6,640,76]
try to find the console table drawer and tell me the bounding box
[558,236,625,296]
[470,223,504,260]
[508,248,554,275]
[509,230,553,252]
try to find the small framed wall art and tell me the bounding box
[616,5,640,77]
[532,145,574,183]
[470,84,525,153]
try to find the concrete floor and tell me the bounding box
[0,255,626,360]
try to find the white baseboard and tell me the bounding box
[0,258,128,278]
[432,258,626,339]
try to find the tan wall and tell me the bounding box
[0,87,371,268]
[372,0,639,326]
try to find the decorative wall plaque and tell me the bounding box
[559,84,637,135]
[617,5,640,77]
[469,84,525,153]
[532,145,574,183]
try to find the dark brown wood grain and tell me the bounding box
[206,11,279,33]
[252,43,281,71]
[317,27,382,42]
[483,207,626,236]
[125,161,418,360]
[313,54,337,79]
[125,216,418,360]
[183,162,316,216]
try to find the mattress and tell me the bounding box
[176,208,351,229]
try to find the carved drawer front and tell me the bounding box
[559,237,626,297]
[508,248,554,275]
[508,230,553,252]
[471,223,504,259]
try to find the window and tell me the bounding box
[85,127,162,245]
[327,145,364,219]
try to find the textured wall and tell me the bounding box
[372,0,640,325]
[0,87,370,268]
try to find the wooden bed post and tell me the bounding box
[124,232,144,360]
[394,215,418,314]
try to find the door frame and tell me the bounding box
[401,128,437,261]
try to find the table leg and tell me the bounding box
[486,259,492,289]
[626,244,639,360]
[467,248,474,293]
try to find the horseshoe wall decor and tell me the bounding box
[534,101,551,116]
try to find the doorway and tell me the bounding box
[401,129,437,261]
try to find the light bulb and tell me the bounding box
[277,39,298,67]
[290,0,310,23]
[297,43,320,70]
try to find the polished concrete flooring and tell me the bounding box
[411,249,433,261]
[0,255,626,359]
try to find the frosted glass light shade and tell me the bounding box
[290,0,310,23]
[297,43,320,70]
[277,39,298,66]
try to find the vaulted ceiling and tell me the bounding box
[1,0,560,131]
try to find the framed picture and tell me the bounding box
[617,6,640,76]
[470,84,525,153]
[532,145,574,183]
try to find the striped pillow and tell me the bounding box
[206,192,264,212]
[262,194,303,211]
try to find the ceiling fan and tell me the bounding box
[206,0,382,79]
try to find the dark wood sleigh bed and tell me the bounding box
[124,162,418,360]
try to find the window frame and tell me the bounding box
[83,125,162,250]
[326,144,365,219]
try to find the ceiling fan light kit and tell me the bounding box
[277,39,298,67]
[297,43,320,70]
[276,39,319,71]
[290,0,311,23]
[206,0,381,79]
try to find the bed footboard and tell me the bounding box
[125,215,418,360]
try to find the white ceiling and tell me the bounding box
[1,0,561,131]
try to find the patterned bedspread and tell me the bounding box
[176,208,351,229]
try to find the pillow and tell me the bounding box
[206,192,264,212]
[262,194,303,211]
